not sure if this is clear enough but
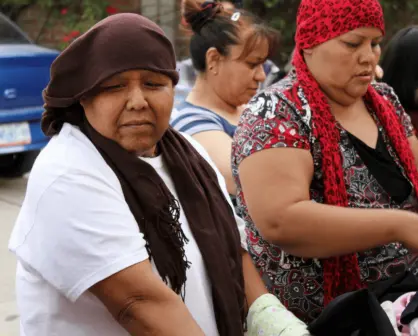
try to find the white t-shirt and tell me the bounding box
[8,123,246,336]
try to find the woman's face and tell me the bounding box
[210,31,269,107]
[81,69,174,156]
[304,27,383,105]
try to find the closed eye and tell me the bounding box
[344,41,360,49]
[247,62,260,69]
[101,84,125,91]
[145,82,164,88]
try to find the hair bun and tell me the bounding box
[184,1,222,33]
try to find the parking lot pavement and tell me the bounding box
[0,176,28,336]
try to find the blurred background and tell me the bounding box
[1,0,418,66]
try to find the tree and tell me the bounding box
[244,0,418,66]
[2,0,418,63]
[0,0,117,48]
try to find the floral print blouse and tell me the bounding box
[231,71,418,323]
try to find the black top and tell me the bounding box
[347,130,412,204]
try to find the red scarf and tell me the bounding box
[293,0,418,306]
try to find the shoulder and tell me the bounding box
[180,132,229,187]
[372,81,404,111]
[10,124,128,246]
[372,81,415,137]
[239,73,306,127]
[232,75,312,165]
[179,131,236,210]
[180,132,218,170]
[170,103,225,136]
[372,81,407,117]
[24,123,122,213]
[372,81,397,100]
[35,123,117,176]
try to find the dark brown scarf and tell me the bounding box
[80,118,245,335]
[41,13,246,334]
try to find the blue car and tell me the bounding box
[0,12,59,177]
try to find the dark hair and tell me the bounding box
[182,0,278,72]
[41,104,84,137]
[381,26,418,112]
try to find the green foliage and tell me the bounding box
[2,0,418,60]
[244,0,418,66]
[1,0,116,49]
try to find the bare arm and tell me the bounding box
[239,147,418,259]
[90,261,204,336]
[242,249,268,311]
[193,130,236,195]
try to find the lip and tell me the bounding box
[354,70,373,82]
[121,121,154,128]
[356,75,373,82]
[356,69,373,76]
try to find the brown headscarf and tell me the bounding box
[42,13,245,335]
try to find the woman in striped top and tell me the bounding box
[171,0,278,195]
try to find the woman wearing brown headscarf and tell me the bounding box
[8,12,309,336]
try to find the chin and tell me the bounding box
[349,86,370,99]
[119,136,157,156]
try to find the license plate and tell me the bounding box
[0,122,31,147]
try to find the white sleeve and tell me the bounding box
[16,170,149,302]
[180,132,247,250]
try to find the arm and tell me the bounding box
[238,146,418,259]
[182,132,309,334]
[242,249,268,310]
[192,130,236,195]
[181,133,267,305]
[90,261,203,336]
[242,250,310,336]
[25,169,203,336]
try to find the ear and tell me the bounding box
[205,47,222,75]
[303,48,314,56]
[79,98,86,108]
[79,96,90,110]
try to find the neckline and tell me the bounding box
[345,129,382,151]
[140,154,164,169]
[182,100,239,127]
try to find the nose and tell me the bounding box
[254,63,267,83]
[359,43,378,65]
[126,85,149,111]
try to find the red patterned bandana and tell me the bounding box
[293,0,418,306]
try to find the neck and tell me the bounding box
[139,144,158,158]
[187,75,239,116]
[327,95,364,120]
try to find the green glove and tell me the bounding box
[247,294,311,336]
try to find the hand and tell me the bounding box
[375,65,384,80]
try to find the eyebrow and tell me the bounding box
[103,71,169,84]
[246,54,267,61]
[349,33,383,40]
[102,75,124,83]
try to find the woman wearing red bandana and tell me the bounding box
[232,0,418,323]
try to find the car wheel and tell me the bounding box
[0,150,40,178]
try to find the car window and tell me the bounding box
[0,14,30,44]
